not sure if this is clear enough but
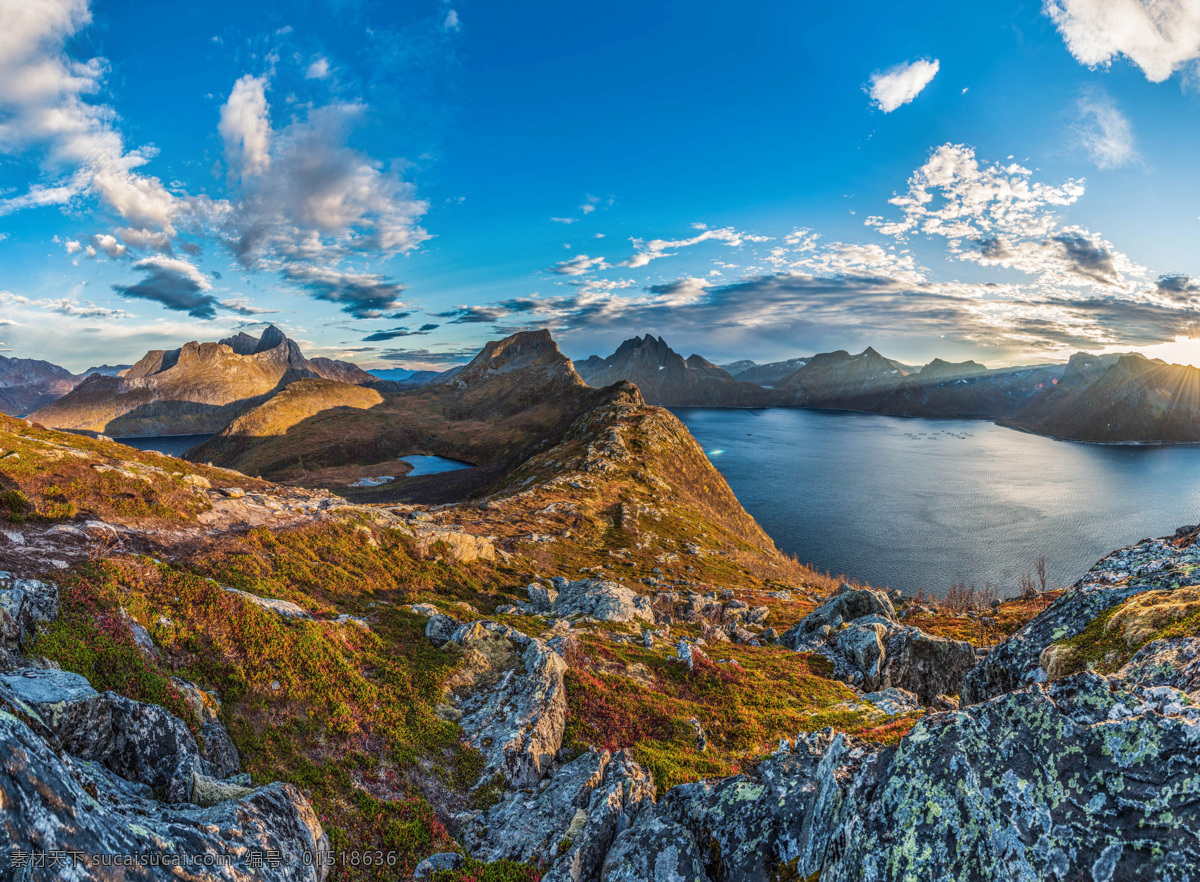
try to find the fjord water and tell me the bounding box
[672,407,1200,597]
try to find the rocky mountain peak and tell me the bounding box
[255,325,288,353]
[447,330,580,388]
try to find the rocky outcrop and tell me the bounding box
[782,587,980,704]
[1,665,328,880]
[602,728,871,882]
[442,621,568,789]
[604,666,1200,881]
[547,579,653,624]
[3,668,212,803]
[461,749,654,881]
[824,671,1200,881]
[1,706,329,881]
[0,573,58,663]
[413,526,497,563]
[962,530,1200,705]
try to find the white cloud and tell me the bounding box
[0,0,186,235]
[1044,0,1200,82]
[867,143,1145,290]
[443,9,460,31]
[620,226,771,268]
[305,57,331,80]
[219,75,272,182]
[1073,89,1137,168]
[550,216,578,224]
[866,58,940,113]
[549,254,609,275]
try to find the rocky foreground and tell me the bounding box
[3,338,1200,879]
[6,521,1200,880]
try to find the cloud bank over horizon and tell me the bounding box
[1,0,1199,372]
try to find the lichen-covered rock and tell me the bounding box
[1116,636,1200,693]
[823,671,1200,882]
[783,590,978,704]
[962,531,1200,705]
[603,729,874,882]
[444,621,568,788]
[171,677,240,779]
[0,708,329,881]
[550,579,653,623]
[461,749,654,881]
[0,573,58,652]
[598,812,706,882]
[425,612,462,647]
[879,628,981,705]
[2,667,212,803]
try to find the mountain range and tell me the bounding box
[27,326,370,437]
[578,335,1200,444]
[0,357,132,417]
[574,334,773,407]
[8,326,1200,444]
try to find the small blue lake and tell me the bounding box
[400,455,474,477]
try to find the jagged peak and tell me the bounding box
[255,325,289,353]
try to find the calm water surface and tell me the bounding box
[400,455,473,477]
[672,408,1200,596]
[120,434,212,457]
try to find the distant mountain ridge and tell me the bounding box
[0,356,134,417]
[574,334,773,407]
[578,335,1200,443]
[29,326,370,437]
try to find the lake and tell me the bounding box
[671,407,1200,597]
[119,434,212,458]
[400,455,474,476]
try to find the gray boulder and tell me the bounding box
[528,582,559,611]
[0,707,329,881]
[0,574,59,652]
[550,579,653,624]
[414,853,465,878]
[879,629,981,704]
[783,591,978,703]
[602,729,870,882]
[443,621,568,789]
[461,749,654,881]
[784,588,895,640]
[2,667,210,803]
[425,612,462,647]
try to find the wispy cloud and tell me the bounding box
[1073,88,1137,169]
[866,58,940,113]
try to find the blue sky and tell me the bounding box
[4,0,1200,371]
